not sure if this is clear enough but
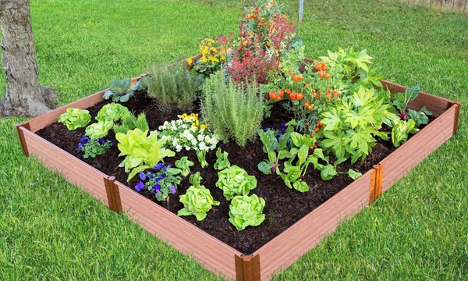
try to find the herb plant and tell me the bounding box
[228,194,266,231]
[135,163,182,202]
[146,64,198,113]
[201,71,264,146]
[58,108,91,130]
[216,165,257,200]
[77,135,113,158]
[116,128,175,181]
[178,172,220,221]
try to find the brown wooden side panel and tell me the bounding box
[116,182,240,280]
[21,127,110,206]
[27,76,142,132]
[380,105,456,192]
[255,171,373,280]
[381,80,453,117]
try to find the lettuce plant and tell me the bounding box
[58,108,91,130]
[196,150,208,168]
[213,148,230,170]
[174,156,194,177]
[116,128,175,181]
[216,165,257,200]
[229,194,266,231]
[85,121,113,139]
[178,172,220,221]
[96,103,130,123]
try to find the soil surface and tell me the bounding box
[38,90,400,254]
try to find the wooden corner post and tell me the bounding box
[15,122,31,157]
[235,254,261,281]
[369,164,384,204]
[104,176,123,213]
[453,101,461,135]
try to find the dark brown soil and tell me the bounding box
[37,90,397,254]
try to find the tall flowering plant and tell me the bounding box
[226,0,298,84]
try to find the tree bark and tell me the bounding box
[0,0,56,117]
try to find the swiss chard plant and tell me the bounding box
[116,128,175,181]
[228,194,266,231]
[390,84,432,147]
[216,165,257,200]
[178,172,220,221]
[58,108,91,130]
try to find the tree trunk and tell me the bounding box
[0,0,56,117]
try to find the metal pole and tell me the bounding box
[299,0,304,22]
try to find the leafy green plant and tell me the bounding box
[196,150,208,168]
[58,108,91,130]
[85,120,113,139]
[113,112,149,135]
[389,84,432,146]
[320,86,398,163]
[214,148,230,170]
[216,165,257,200]
[146,64,198,113]
[201,71,264,146]
[174,156,194,177]
[257,124,294,175]
[178,172,220,221]
[391,119,418,147]
[103,78,136,103]
[228,194,266,231]
[96,103,130,123]
[116,128,175,181]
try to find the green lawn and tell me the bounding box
[1,0,467,279]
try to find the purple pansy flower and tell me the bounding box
[153,183,161,194]
[153,163,164,170]
[135,181,144,192]
[169,185,176,194]
[139,172,146,181]
[79,135,89,144]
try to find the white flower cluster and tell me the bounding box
[156,113,219,152]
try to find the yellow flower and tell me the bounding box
[187,58,193,65]
[200,124,208,129]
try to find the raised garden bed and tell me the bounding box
[16,71,460,280]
